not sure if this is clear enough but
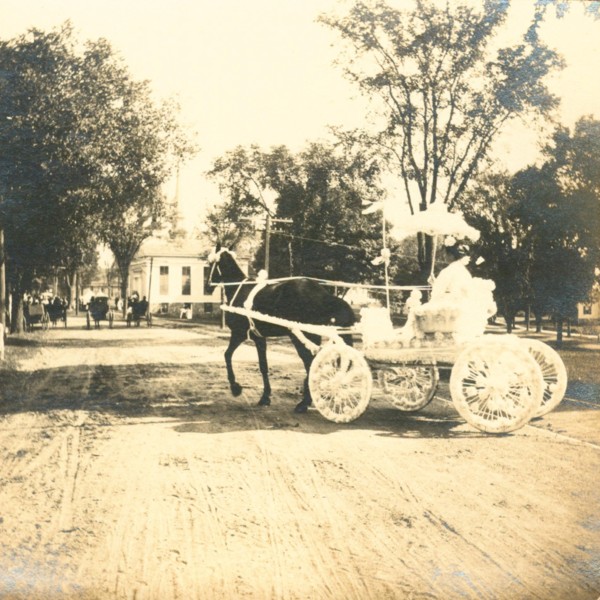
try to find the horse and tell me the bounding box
[208,246,355,413]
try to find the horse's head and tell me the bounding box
[207,245,244,289]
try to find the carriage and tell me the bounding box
[220,300,566,434]
[45,300,68,328]
[23,302,49,331]
[126,297,152,327]
[212,204,567,435]
[86,295,114,329]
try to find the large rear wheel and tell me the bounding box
[308,342,372,423]
[523,339,568,417]
[450,340,543,433]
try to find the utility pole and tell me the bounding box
[263,214,292,274]
[264,213,271,273]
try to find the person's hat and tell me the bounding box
[443,236,470,258]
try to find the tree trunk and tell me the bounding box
[417,233,436,284]
[505,312,515,333]
[119,264,130,318]
[556,318,563,348]
[10,291,25,334]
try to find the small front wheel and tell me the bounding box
[108,311,114,329]
[450,340,543,433]
[308,342,372,423]
[378,366,439,412]
[86,312,91,330]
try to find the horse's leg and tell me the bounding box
[251,335,272,406]
[224,329,247,397]
[289,333,320,413]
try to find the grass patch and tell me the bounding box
[559,348,600,386]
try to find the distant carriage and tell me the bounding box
[86,295,114,329]
[45,300,68,328]
[23,303,49,331]
[126,297,152,327]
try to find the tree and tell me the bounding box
[320,0,564,277]
[513,120,600,344]
[207,141,398,286]
[72,39,195,312]
[0,23,194,326]
[458,171,532,332]
[264,141,392,285]
[0,24,102,329]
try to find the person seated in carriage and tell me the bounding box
[360,237,496,348]
[411,237,496,343]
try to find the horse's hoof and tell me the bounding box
[257,397,271,407]
[231,383,242,397]
[294,402,309,414]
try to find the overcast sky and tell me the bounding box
[1,0,599,228]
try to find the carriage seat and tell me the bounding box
[413,277,496,343]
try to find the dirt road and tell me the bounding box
[0,318,599,599]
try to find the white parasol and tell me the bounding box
[390,202,480,241]
[390,203,480,284]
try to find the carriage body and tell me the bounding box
[306,288,567,434]
[126,299,151,327]
[45,301,68,328]
[24,303,49,331]
[86,295,114,329]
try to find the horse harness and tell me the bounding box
[208,251,266,340]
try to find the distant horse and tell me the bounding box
[208,246,355,413]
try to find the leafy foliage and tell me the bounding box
[320,0,564,274]
[0,23,194,323]
[206,141,411,285]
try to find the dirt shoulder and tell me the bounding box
[0,318,599,599]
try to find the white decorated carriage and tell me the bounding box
[221,205,567,434]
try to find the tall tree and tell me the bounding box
[0,24,194,326]
[0,24,101,329]
[320,0,564,277]
[515,120,600,343]
[458,171,532,332]
[207,141,397,286]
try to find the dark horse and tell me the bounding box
[208,246,355,413]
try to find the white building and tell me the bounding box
[129,238,248,318]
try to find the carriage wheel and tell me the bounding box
[449,340,543,434]
[522,339,568,417]
[308,342,372,423]
[41,312,49,331]
[146,313,153,327]
[108,311,114,329]
[86,312,91,330]
[63,312,67,328]
[377,366,439,412]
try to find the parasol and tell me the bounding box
[390,202,480,241]
[390,203,480,283]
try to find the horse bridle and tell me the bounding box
[207,248,248,306]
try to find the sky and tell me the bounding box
[1,0,599,230]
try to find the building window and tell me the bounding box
[204,265,212,295]
[182,266,191,295]
[159,266,169,295]
[583,303,592,315]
